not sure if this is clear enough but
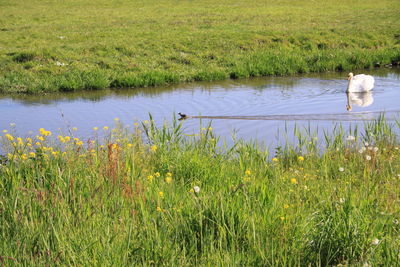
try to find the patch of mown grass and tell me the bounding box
[0,116,399,265]
[0,0,399,93]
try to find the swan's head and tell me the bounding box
[347,72,354,81]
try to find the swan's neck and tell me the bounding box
[346,92,352,110]
[346,77,353,93]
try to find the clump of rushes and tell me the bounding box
[0,115,400,265]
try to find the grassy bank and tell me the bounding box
[0,0,399,93]
[0,116,400,265]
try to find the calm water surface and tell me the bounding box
[1,68,399,147]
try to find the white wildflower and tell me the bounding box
[55,61,67,66]
[346,135,356,141]
[371,238,380,245]
[193,186,200,193]
[339,167,344,172]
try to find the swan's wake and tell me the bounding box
[178,110,400,122]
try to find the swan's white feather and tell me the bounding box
[347,74,374,92]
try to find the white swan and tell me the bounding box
[346,91,374,111]
[346,72,374,93]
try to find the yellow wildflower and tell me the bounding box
[5,134,14,141]
[147,175,154,182]
[151,145,157,152]
[290,178,298,184]
[155,172,160,177]
[298,156,304,161]
[126,143,133,148]
[35,142,41,146]
[143,120,149,124]
[93,127,98,131]
[21,154,27,160]
[29,152,36,158]
[245,169,251,176]
[114,117,120,122]
[280,216,285,221]
[2,130,7,133]
[17,137,23,145]
[284,204,289,209]
[165,176,172,184]
[134,122,139,127]
[103,126,109,130]
[58,135,66,143]
[64,136,71,142]
[156,206,162,212]
[208,127,213,131]
[72,127,78,131]
[166,172,172,177]
[272,157,279,162]
[158,191,164,198]
[26,137,32,143]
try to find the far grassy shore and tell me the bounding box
[0,0,399,93]
[0,116,399,265]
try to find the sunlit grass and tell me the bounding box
[0,0,399,93]
[0,115,399,265]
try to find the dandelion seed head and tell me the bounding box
[193,186,200,193]
[366,155,372,161]
[339,167,344,172]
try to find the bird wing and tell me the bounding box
[352,74,375,92]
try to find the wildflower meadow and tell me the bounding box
[0,115,399,265]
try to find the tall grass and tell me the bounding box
[0,116,399,265]
[0,0,399,93]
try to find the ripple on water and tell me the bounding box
[0,68,399,145]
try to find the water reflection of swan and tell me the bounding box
[346,72,374,92]
[346,91,374,111]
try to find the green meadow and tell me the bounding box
[0,117,400,265]
[0,0,399,93]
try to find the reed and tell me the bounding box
[0,116,399,265]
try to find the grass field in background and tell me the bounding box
[0,116,399,265]
[0,0,399,93]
